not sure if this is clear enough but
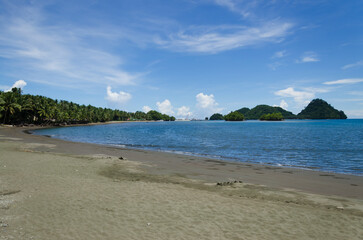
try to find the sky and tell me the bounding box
[1,0,363,118]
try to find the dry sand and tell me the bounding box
[0,125,363,239]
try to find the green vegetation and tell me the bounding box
[209,113,224,120]
[0,88,175,125]
[259,112,284,121]
[237,105,296,120]
[224,111,245,121]
[233,99,346,120]
[236,107,250,116]
[297,99,347,119]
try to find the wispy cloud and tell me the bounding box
[214,0,254,18]
[157,22,293,54]
[272,50,287,58]
[275,87,315,105]
[349,91,363,96]
[323,78,363,85]
[344,110,363,118]
[0,3,141,90]
[342,60,363,70]
[296,51,319,63]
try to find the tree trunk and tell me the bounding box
[3,110,8,124]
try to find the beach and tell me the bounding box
[1,125,363,239]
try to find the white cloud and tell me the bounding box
[272,50,287,58]
[323,78,363,85]
[105,86,132,106]
[195,92,223,116]
[0,4,141,90]
[296,51,319,63]
[275,87,315,105]
[5,80,27,92]
[177,106,192,118]
[196,93,217,109]
[156,99,174,115]
[279,100,288,110]
[142,106,152,113]
[342,60,363,70]
[157,22,293,54]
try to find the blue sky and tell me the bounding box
[1,0,363,118]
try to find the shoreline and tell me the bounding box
[29,121,363,177]
[2,124,363,199]
[1,125,363,239]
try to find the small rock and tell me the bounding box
[1,223,8,227]
[147,223,151,226]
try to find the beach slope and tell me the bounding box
[1,126,363,239]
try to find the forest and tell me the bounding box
[0,88,175,125]
[210,99,347,121]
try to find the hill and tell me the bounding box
[297,99,347,119]
[209,113,224,120]
[236,105,296,120]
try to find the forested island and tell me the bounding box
[0,88,175,125]
[211,99,347,121]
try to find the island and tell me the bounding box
[210,98,347,121]
[297,99,347,119]
[209,113,224,120]
[259,112,284,121]
[224,111,245,121]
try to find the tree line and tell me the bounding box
[0,88,175,125]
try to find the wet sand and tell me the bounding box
[1,125,363,239]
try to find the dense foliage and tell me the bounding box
[209,113,224,120]
[236,107,250,116]
[259,112,284,121]
[224,111,245,121]
[0,88,175,125]
[237,105,296,120]
[234,100,346,120]
[297,99,347,119]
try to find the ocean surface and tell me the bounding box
[34,120,363,176]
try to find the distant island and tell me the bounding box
[297,99,347,119]
[211,99,347,121]
[259,112,284,121]
[0,88,175,125]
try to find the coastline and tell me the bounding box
[1,125,363,239]
[4,124,363,198]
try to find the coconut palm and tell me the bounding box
[1,91,21,124]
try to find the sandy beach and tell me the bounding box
[1,125,363,239]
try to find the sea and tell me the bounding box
[33,119,363,176]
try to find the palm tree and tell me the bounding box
[1,91,21,124]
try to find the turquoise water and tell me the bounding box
[34,120,363,175]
